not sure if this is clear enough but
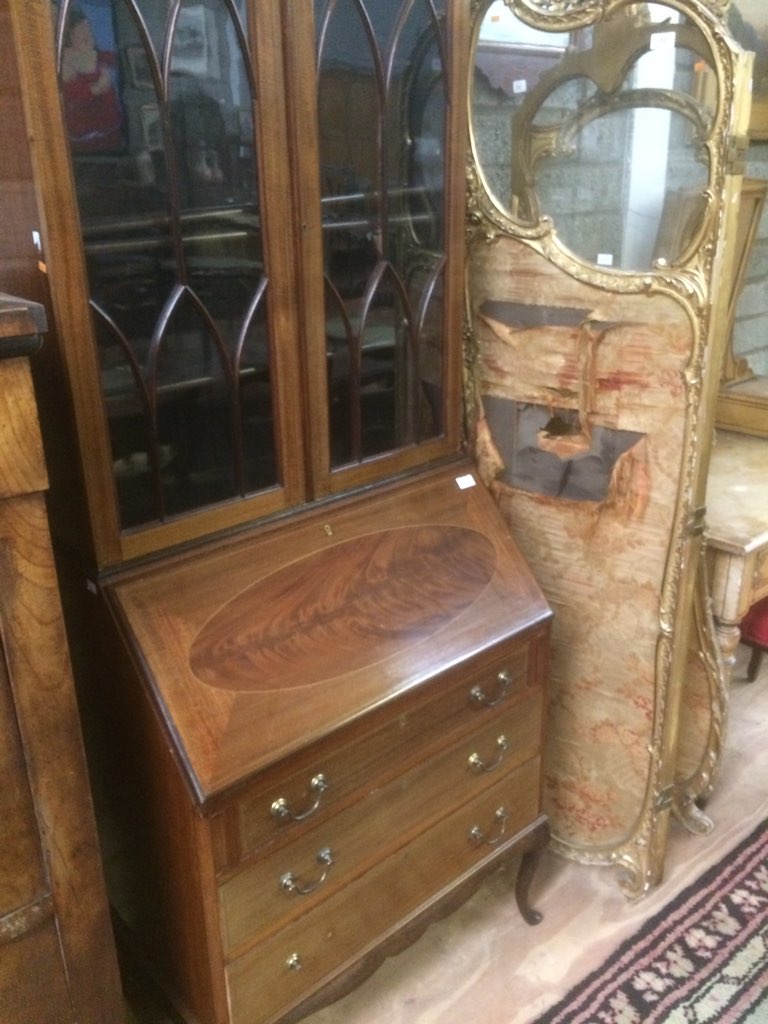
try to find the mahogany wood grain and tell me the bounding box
[219,692,542,956]
[273,816,550,1024]
[226,761,542,1024]
[190,524,498,692]
[217,645,532,872]
[107,462,550,804]
[94,461,551,1024]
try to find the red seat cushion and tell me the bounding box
[741,596,768,648]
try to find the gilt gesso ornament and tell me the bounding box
[466,0,748,897]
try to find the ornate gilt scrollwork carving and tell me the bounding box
[466,0,746,897]
[486,0,734,27]
[491,0,607,29]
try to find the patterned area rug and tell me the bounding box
[536,819,768,1024]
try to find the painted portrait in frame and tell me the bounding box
[729,0,768,139]
[59,0,126,152]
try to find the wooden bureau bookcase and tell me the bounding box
[6,2,552,1020]
[100,463,551,1023]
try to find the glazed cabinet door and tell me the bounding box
[11,0,468,568]
[14,0,306,565]
[286,0,469,499]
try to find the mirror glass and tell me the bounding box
[471,1,717,271]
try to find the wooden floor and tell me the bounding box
[124,644,768,1024]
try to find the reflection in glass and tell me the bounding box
[55,0,272,529]
[473,1,572,216]
[315,0,448,467]
[471,1,717,271]
[534,107,709,269]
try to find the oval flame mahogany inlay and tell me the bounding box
[189,525,497,691]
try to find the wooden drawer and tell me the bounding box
[225,757,541,1024]
[215,639,540,871]
[219,687,542,956]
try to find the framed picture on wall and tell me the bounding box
[60,0,126,152]
[729,0,768,139]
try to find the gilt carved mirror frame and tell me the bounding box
[465,0,751,897]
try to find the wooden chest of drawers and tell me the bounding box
[100,463,551,1024]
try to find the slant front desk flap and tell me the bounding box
[105,462,551,806]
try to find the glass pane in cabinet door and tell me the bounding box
[54,0,275,529]
[315,0,448,468]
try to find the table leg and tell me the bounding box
[713,617,742,682]
[515,818,549,926]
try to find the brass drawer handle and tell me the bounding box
[280,847,334,896]
[469,669,512,708]
[469,807,508,847]
[271,773,329,823]
[468,734,508,773]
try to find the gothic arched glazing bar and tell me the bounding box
[315,0,450,465]
[53,0,275,528]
